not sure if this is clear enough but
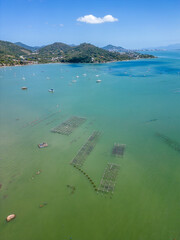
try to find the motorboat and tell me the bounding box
[38,142,48,148]
[21,86,28,90]
[6,214,16,222]
[96,79,102,83]
[48,89,54,93]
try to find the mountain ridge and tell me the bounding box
[102,44,128,52]
[135,43,180,51]
[154,43,180,50]
[0,40,155,66]
[14,42,42,51]
[0,40,31,56]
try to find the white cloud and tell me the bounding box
[77,14,118,24]
[59,24,64,27]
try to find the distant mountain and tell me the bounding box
[138,43,180,51]
[14,42,42,52]
[0,40,155,66]
[102,44,128,52]
[102,44,156,60]
[69,44,77,47]
[157,43,180,50]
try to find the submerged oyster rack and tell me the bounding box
[112,143,126,157]
[156,132,180,153]
[71,131,101,167]
[23,111,60,128]
[98,163,120,193]
[51,116,86,135]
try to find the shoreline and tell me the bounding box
[0,56,155,69]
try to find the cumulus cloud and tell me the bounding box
[77,14,118,24]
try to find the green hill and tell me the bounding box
[63,43,155,63]
[38,42,71,56]
[103,44,127,52]
[0,40,31,57]
[63,43,128,63]
[36,42,154,63]
[0,40,32,66]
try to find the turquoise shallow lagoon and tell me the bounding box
[0,51,180,240]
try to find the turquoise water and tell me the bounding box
[0,51,180,240]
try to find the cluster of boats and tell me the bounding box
[21,73,102,92]
[11,72,103,223]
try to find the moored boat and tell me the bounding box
[6,214,16,222]
[48,89,54,93]
[21,86,28,90]
[38,142,48,148]
[96,79,101,83]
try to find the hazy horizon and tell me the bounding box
[2,40,180,50]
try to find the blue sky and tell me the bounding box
[0,0,180,48]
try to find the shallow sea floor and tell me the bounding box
[0,51,180,240]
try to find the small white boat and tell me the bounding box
[48,89,54,93]
[96,79,102,83]
[76,76,79,78]
[96,75,99,77]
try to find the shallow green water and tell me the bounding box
[0,51,180,240]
